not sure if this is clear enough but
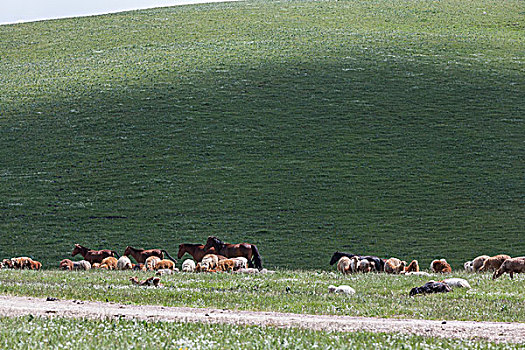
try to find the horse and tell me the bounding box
[177,243,217,262]
[124,246,177,264]
[71,244,119,264]
[329,251,384,272]
[202,236,263,270]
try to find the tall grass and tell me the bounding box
[0,0,523,270]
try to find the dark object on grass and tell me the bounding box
[46,297,58,302]
[409,281,452,297]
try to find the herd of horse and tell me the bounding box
[64,236,263,270]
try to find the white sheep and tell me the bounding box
[443,278,471,289]
[231,257,248,270]
[117,256,133,270]
[464,261,474,272]
[328,285,355,295]
[182,259,196,273]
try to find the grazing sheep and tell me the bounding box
[430,259,452,274]
[182,259,196,272]
[442,278,471,289]
[409,281,452,296]
[61,259,91,271]
[59,259,74,270]
[493,257,525,280]
[92,263,101,269]
[10,257,33,269]
[117,256,133,270]
[28,260,42,270]
[2,259,13,268]
[198,254,219,272]
[337,257,352,274]
[129,276,162,287]
[145,256,161,271]
[155,259,176,270]
[357,259,375,273]
[231,257,248,270]
[479,254,511,272]
[464,261,474,272]
[217,259,236,272]
[133,263,146,271]
[100,257,118,270]
[404,260,419,273]
[472,255,490,272]
[384,258,406,274]
[328,285,356,295]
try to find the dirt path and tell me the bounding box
[0,295,523,343]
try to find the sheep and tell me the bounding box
[404,260,419,273]
[384,258,406,274]
[472,255,490,272]
[464,261,474,272]
[155,259,176,270]
[59,259,74,270]
[231,257,248,270]
[117,256,133,270]
[145,256,161,271]
[132,263,146,271]
[156,268,179,276]
[409,281,452,296]
[2,259,12,268]
[337,257,351,274]
[442,278,471,289]
[100,257,118,270]
[328,285,356,295]
[74,260,91,270]
[234,268,260,274]
[182,259,196,272]
[217,259,236,272]
[197,254,219,272]
[493,257,525,280]
[479,254,511,272]
[357,259,375,273]
[28,260,42,270]
[430,259,452,274]
[129,276,162,287]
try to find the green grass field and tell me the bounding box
[0,0,523,270]
[1,316,520,350]
[1,269,523,322]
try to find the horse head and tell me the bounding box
[329,251,343,265]
[203,236,222,251]
[177,244,186,259]
[72,244,85,257]
[123,246,133,256]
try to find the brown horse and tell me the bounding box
[177,243,218,262]
[71,244,119,264]
[124,246,177,264]
[203,236,263,270]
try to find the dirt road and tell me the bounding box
[0,295,523,343]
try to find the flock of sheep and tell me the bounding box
[329,252,525,297]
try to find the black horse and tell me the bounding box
[329,251,385,272]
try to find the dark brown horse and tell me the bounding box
[177,244,218,262]
[71,244,119,264]
[203,236,263,270]
[124,246,177,264]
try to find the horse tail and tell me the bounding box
[162,250,177,263]
[112,250,120,259]
[251,245,263,270]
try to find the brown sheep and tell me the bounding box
[357,259,375,273]
[430,259,452,274]
[479,254,511,272]
[472,255,490,272]
[145,256,161,271]
[28,260,42,270]
[404,260,419,273]
[217,259,236,272]
[155,259,176,270]
[384,258,406,274]
[493,257,525,280]
[59,259,74,270]
[100,257,118,270]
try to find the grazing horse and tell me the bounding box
[177,243,217,262]
[71,244,119,264]
[329,251,384,272]
[203,236,263,270]
[123,246,177,264]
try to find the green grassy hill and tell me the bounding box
[0,0,523,270]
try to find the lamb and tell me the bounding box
[155,259,176,270]
[357,259,375,273]
[197,254,219,272]
[100,257,118,270]
[409,281,452,296]
[145,256,161,271]
[182,259,196,272]
[217,259,236,272]
[430,259,452,273]
[404,260,419,273]
[337,256,352,274]
[231,257,248,270]
[493,257,525,280]
[442,278,471,289]
[328,285,355,295]
[479,254,511,272]
[117,256,133,270]
[384,258,406,274]
[472,255,490,272]
[28,259,42,270]
[60,259,91,271]
[464,261,474,272]
[129,276,162,287]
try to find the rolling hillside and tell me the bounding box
[0,0,523,269]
